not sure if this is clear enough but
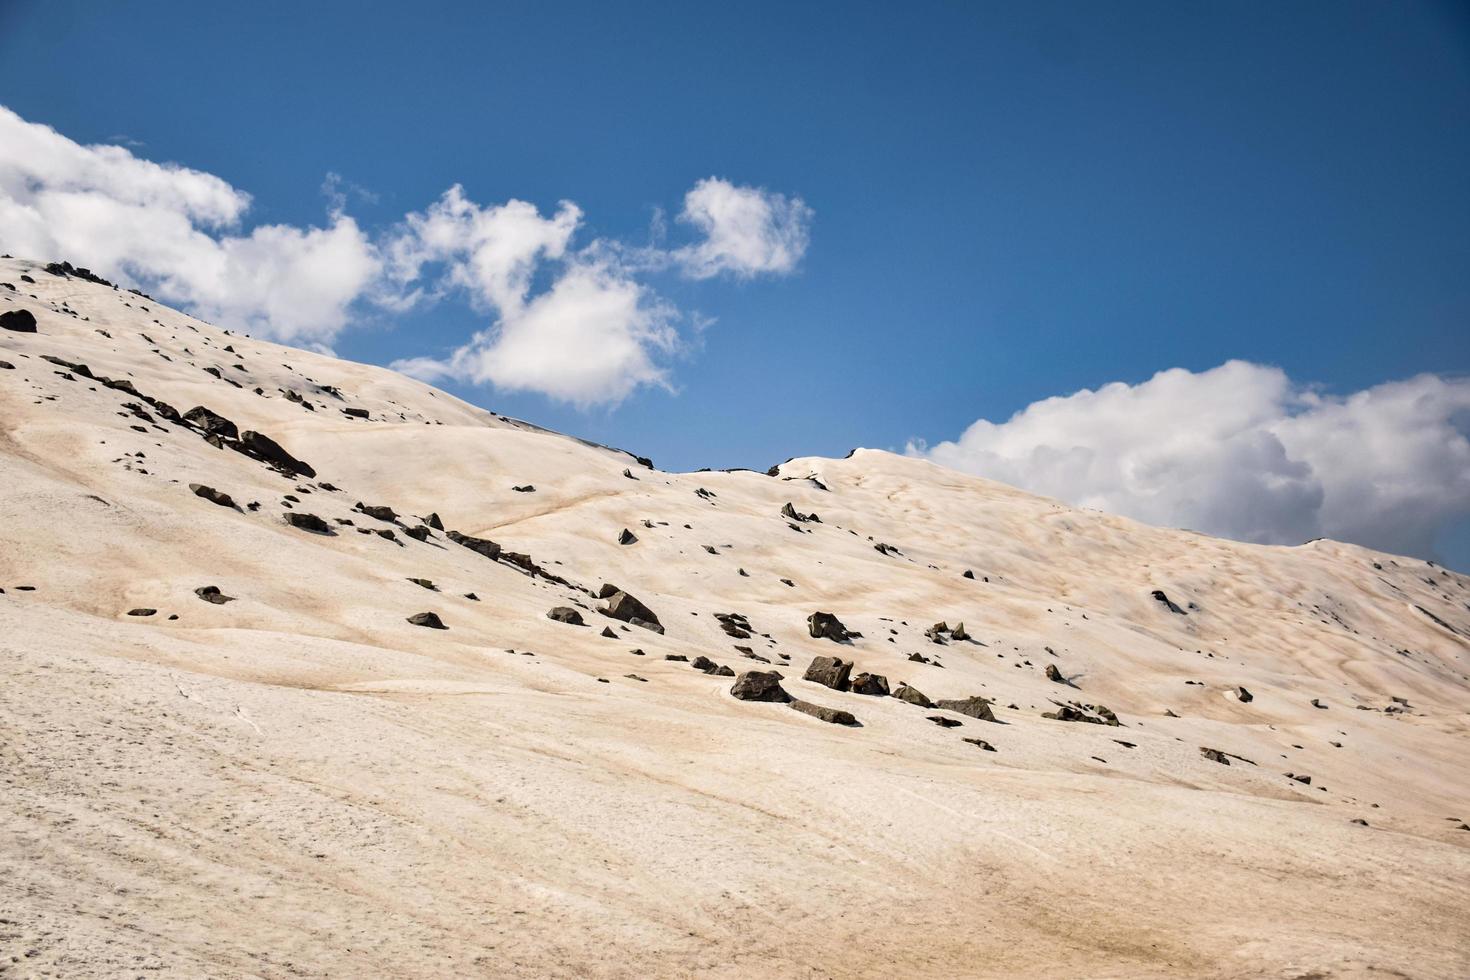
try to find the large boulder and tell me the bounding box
[547,606,585,626]
[891,683,932,708]
[602,590,662,630]
[807,611,853,643]
[730,670,792,702]
[184,405,239,440]
[802,655,852,691]
[849,673,890,697]
[239,430,316,477]
[0,309,37,332]
[934,696,996,722]
[447,530,502,561]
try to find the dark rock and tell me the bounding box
[284,512,334,534]
[184,405,238,439]
[934,697,997,722]
[408,578,437,591]
[1045,663,1065,684]
[1351,818,1369,826]
[1151,589,1187,615]
[781,502,820,523]
[447,530,501,561]
[730,670,793,702]
[664,654,689,662]
[849,672,890,697]
[404,526,431,541]
[127,608,156,617]
[963,569,975,579]
[342,407,369,418]
[189,483,237,509]
[874,542,900,557]
[407,611,447,629]
[512,484,535,492]
[0,360,12,370]
[791,700,858,725]
[0,309,37,332]
[357,503,398,522]
[1200,747,1231,765]
[691,656,719,673]
[1236,686,1254,703]
[425,512,444,530]
[603,590,661,630]
[547,606,585,626]
[601,627,617,638]
[239,430,316,477]
[713,665,735,677]
[892,683,932,708]
[618,528,638,545]
[1311,698,1328,709]
[807,611,854,643]
[1042,701,1121,726]
[1287,773,1312,785]
[803,655,853,691]
[928,715,963,728]
[194,585,235,604]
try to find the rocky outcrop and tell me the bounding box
[807,611,855,643]
[730,671,792,702]
[891,683,932,708]
[849,672,889,697]
[933,696,996,722]
[447,530,501,561]
[802,656,852,691]
[791,700,858,725]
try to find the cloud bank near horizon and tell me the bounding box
[909,361,1470,561]
[0,105,811,403]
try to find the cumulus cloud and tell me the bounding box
[672,177,812,279]
[0,105,811,403]
[0,105,379,345]
[909,361,1470,559]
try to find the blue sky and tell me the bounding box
[2,1,1468,566]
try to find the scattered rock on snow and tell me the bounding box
[791,700,858,725]
[194,585,235,605]
[803,655,853,691]
[730,670,792,702]
[807,611,855,643]
[407,611,447,629]
[849,672,890,697]
[547,606,585,626]
[189,483,237,509]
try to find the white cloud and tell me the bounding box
[0,105,379,345]
[909,361,1470,559]
[673,177,812,279]
[0,105,811,404]
[396,259,676,407]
